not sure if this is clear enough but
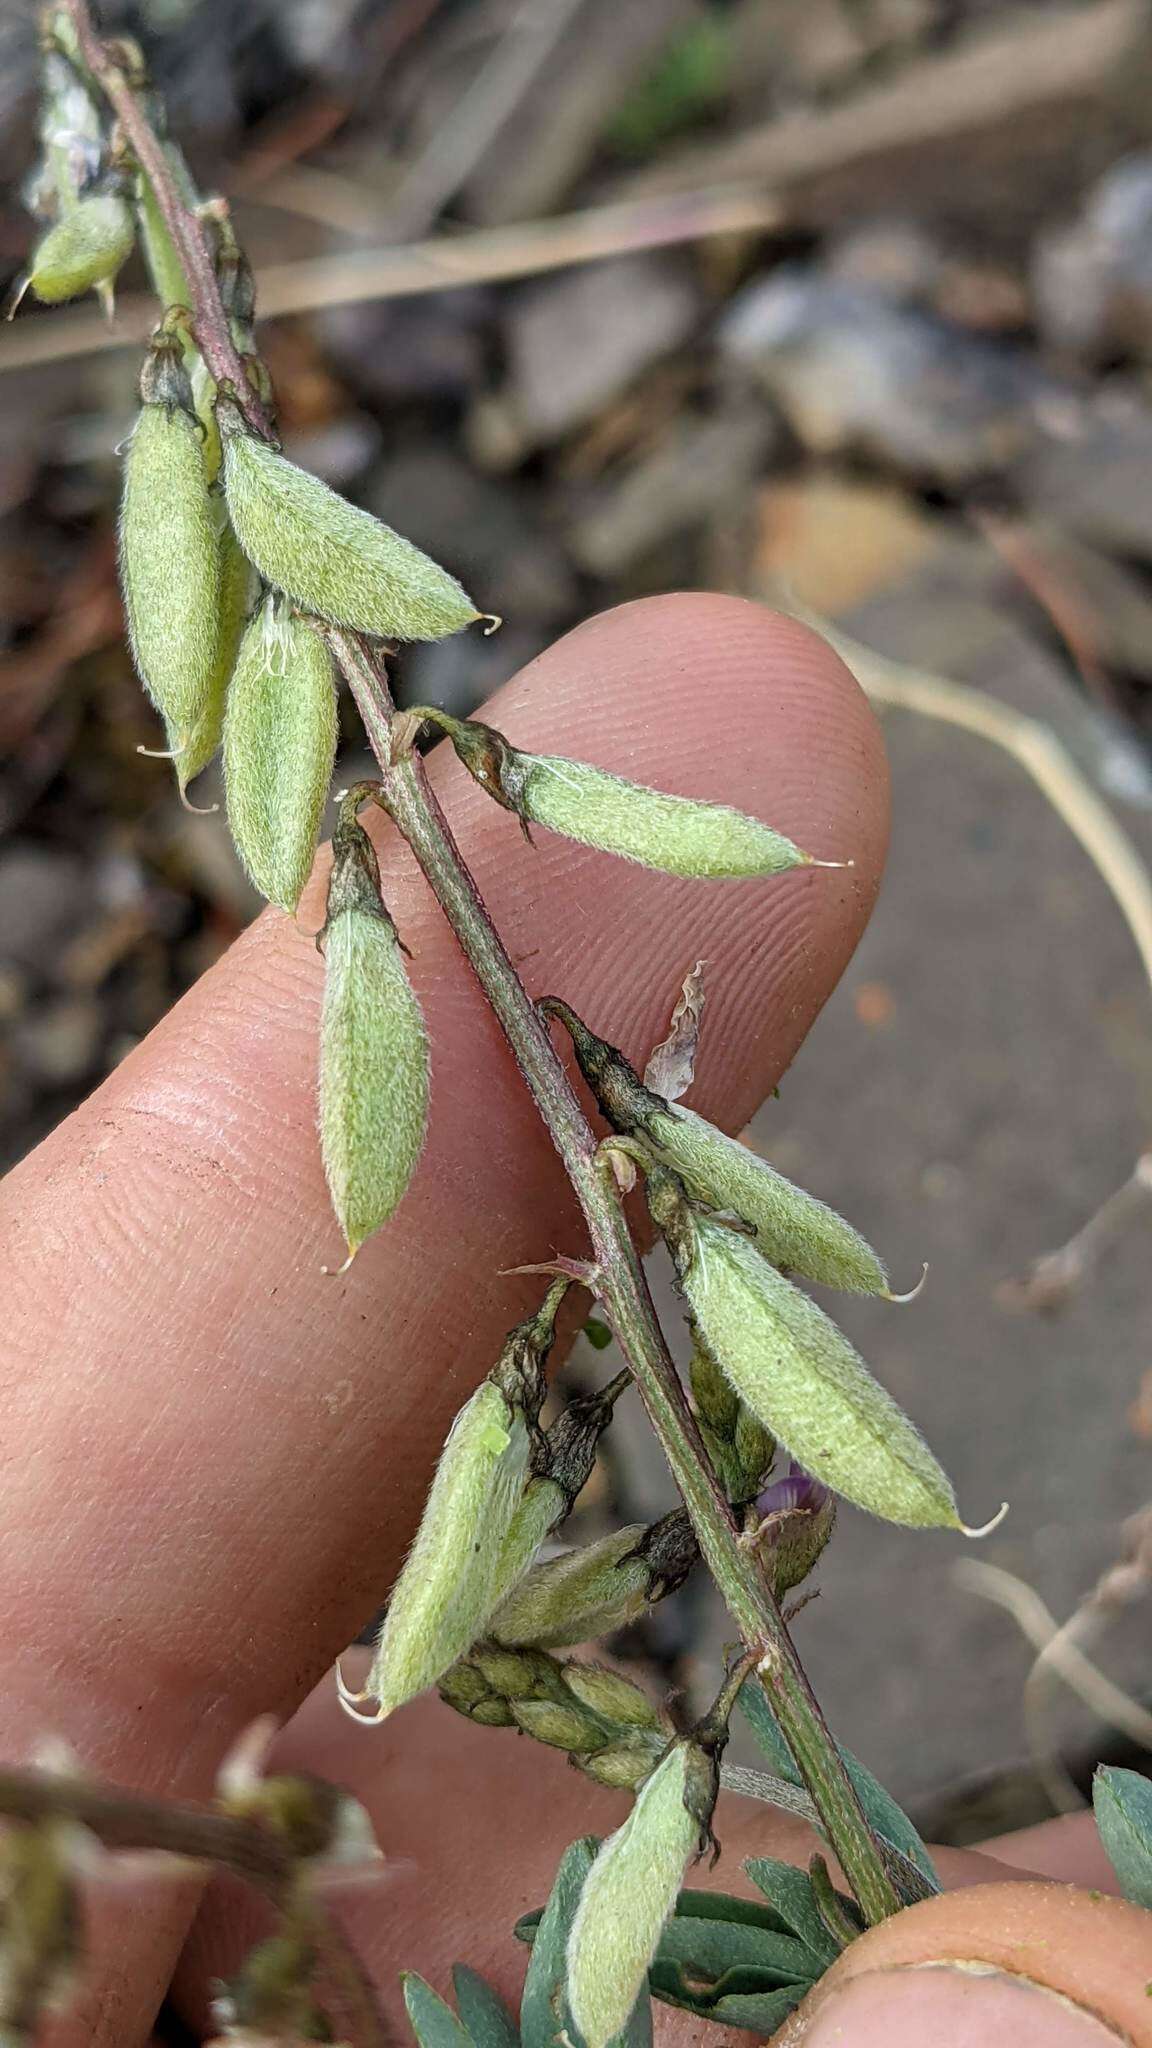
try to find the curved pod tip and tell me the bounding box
[960,1500,1010,1541]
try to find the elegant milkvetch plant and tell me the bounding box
[2,6,1045,2040]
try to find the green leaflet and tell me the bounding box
[352,1381,530,1721]
[566,1748,697,2048]
[403,1975,475,2048]
[219,406,480,641]
[652,1106,889,1294]
[223,604,338,911]
[450,1967,519,2048]
[29,191,134,302]
[520,755,807,878]
[683,1215,958,1529]
[319,900,429,1254]
[119,399,223,770]
[1093,1765,1152,1909]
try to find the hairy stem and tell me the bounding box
[332,636,900,1924]
[63,0,899,1926]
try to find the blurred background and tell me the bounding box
[1,0,1151,1845]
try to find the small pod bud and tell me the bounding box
[436,1662,493,1712]
[119,332,224,775]
[470,1644,556,1699]
[469,1696,515,1727]
[654,1179,959,1530]
[349,1379,531,1722]
[577,1739,666,1791]
[318,804,429,1255]
[218,401,480,642]
[28,190,134,303]
[512,1700,602,1752]
[431,715,810,878]
[566,1740,709,2048]
[224,600,337,912]
[562,1663,663,1731]
[490,1510,696,1650]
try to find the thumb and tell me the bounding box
[776,1882,1152,2045]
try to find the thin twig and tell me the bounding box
[957,1559,1152,1810]
[0,184,784,375]
[824,623,1152,1309]
[382,0,591,240]
[827,625,1152,1001]
[998,1154,1152,1313]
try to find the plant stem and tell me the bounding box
[62,0,900,1927]
[331,637,900,1924]
[61,0,274,440]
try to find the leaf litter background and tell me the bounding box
[0,0,1150,1843]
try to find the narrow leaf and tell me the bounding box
[402,1974,475,2048]
[654,1916,810,1981]
[1094,1765,1152,1909]
[743,1860,841,1968]
[452,1966,519,2048]
[672,1887,794,1935]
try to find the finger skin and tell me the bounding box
[0,596,888,2041]
[775,1882,1152,2046]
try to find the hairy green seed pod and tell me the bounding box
[654,1181,959,1529]
[119,337,223,771]
[512,1700,601,1752]
[318,811,429,1255]
[218,401,480,641]
[349,1380,531,1722]
[566,1741,704,2048]
[432,715,811,877]
[177,519,253,798]
[224,601,337,911]
[541,1003,887,1295]
[652,1106,889,1294]
[490,1510,696,1649]
[562,1663,663,1731]
[28,190,134,303]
